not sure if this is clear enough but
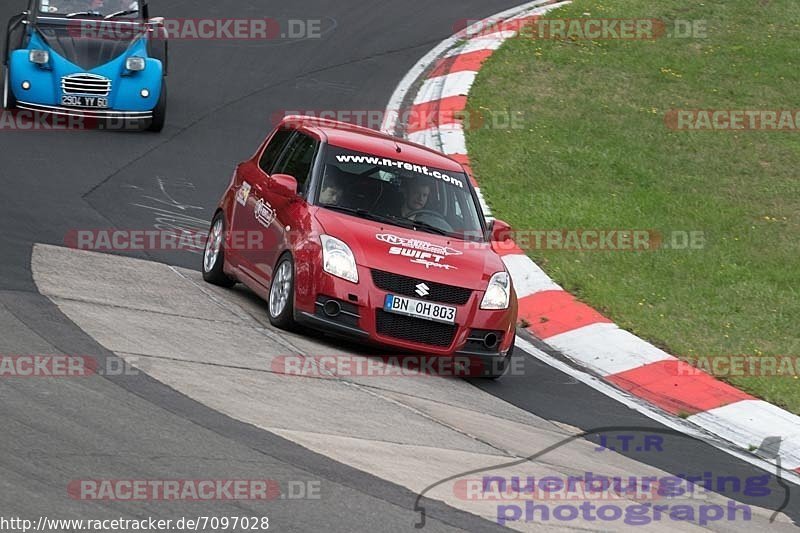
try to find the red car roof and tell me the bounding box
[281,115,466,173]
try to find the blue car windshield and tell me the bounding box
[38,0,140,17]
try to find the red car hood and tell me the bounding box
[313,208,504,290]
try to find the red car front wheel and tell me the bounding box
[202,212,236,288]
[268,254,297,330]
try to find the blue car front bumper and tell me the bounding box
[9,30,163,119]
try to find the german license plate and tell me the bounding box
[383,294,456,325]
[61,95,109,108]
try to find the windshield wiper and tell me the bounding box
[104,9,139,19]
[409,220,451,236]
[321,205,454,237]
[319,205,365,217]
[65,11,103,18]
[320,205,416,227]
[320,205,394,223]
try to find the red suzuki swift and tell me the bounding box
[202,116,518,378]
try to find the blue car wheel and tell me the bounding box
[147,79,166,132]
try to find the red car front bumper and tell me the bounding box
[292,258,518,364]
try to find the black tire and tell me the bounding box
[482,337,515,380]
[147,80,166,132]
[4,13,26,111]
[267,253,297,330]
[147,34,168,75]
[3,66,16,110]
[202,212,236,288]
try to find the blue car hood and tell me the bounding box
[34,20,144,71]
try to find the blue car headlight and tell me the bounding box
[29,49,50,65]
[125,57,146,72]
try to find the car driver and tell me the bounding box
[400,178,431,217]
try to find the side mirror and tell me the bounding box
[147,17,165,34]
[270,173,299,198]
[490,219,513,243]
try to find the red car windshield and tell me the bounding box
[317,147,485,241]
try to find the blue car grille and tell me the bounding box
[61,74,111,96]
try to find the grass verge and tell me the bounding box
[466,0,800,413]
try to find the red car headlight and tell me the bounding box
[320,235,359,284]
[480,272,511,310]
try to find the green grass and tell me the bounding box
[466,0,800,413]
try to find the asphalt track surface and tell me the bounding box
[0,0,797,530]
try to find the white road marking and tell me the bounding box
[381,0,573,134]
[413,71,478,105]
[516,335,800,486]
[688,400,800,471]
[545,322,675,375]
[407,123,466,155]
[444,31,518,57]
[501,254,563,297]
